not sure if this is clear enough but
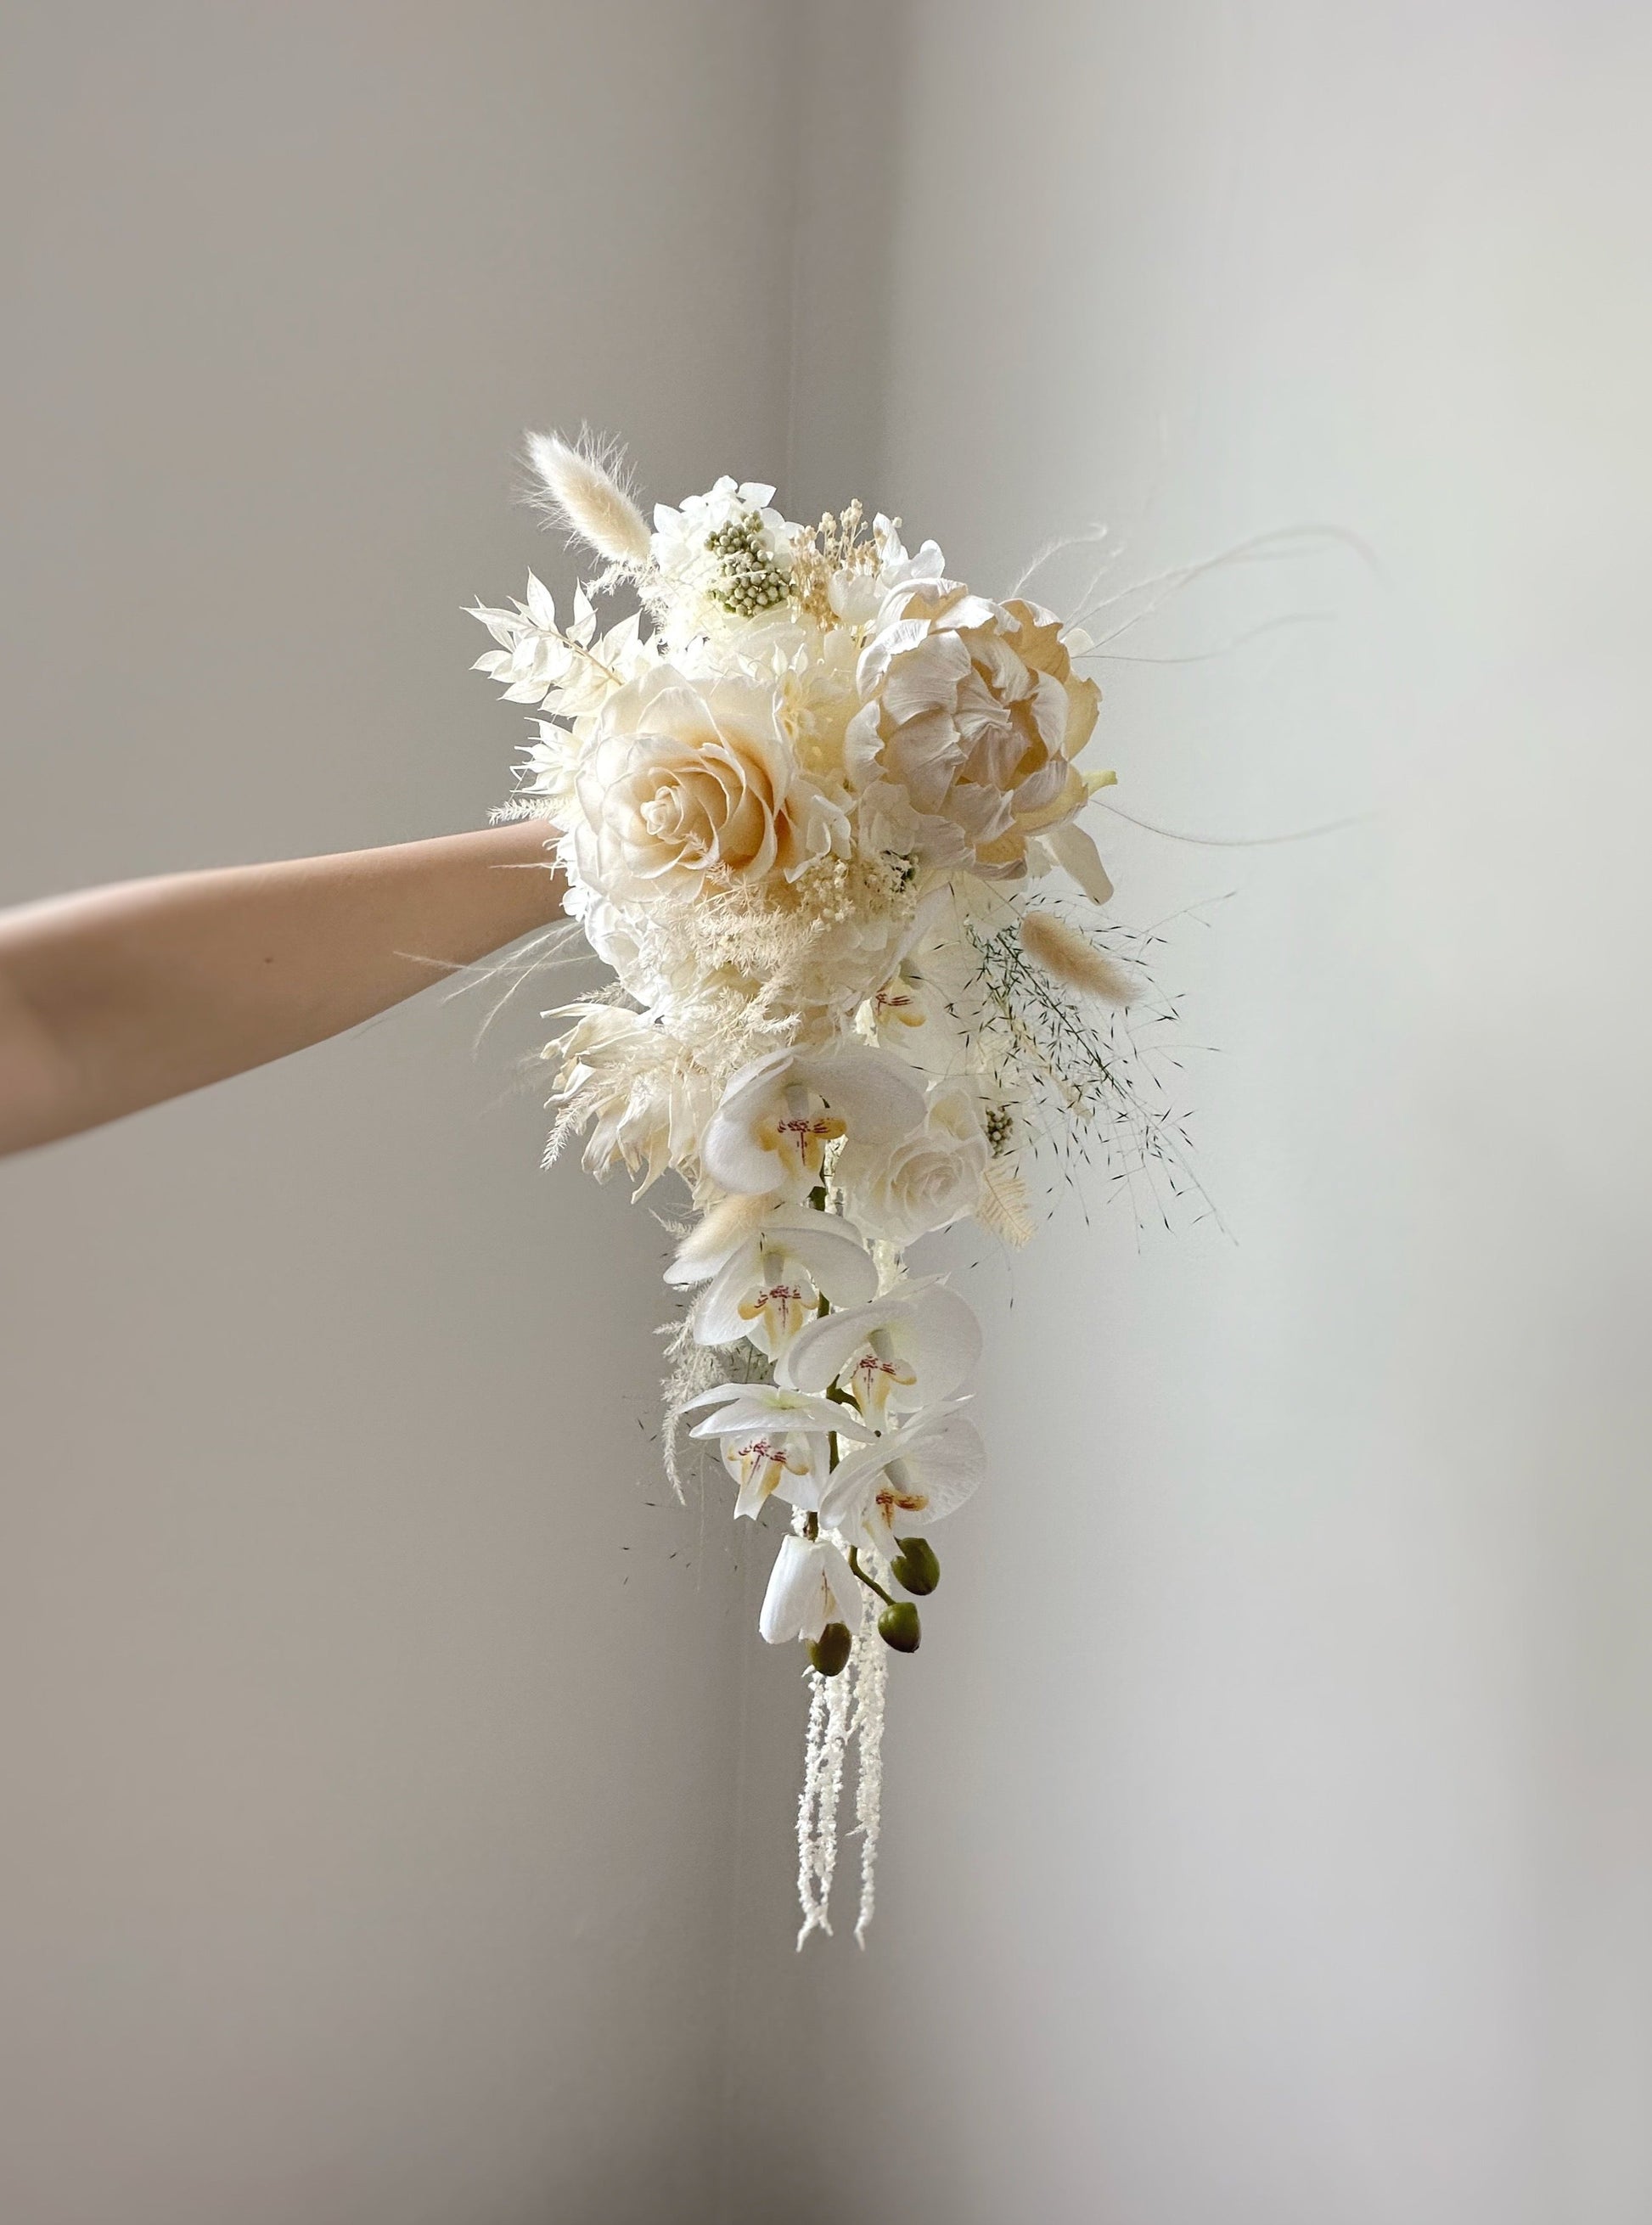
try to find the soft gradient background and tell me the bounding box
[3,3,1649,2221]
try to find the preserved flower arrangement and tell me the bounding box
[470,433,1180,1942]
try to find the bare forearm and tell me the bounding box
[0,821,564,1155]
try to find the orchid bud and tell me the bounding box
[878,1601,921,1653]
[809,1621,853,1677]
[891,1537,940,1596]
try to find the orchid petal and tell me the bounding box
[663,1194,774,1287]
[758,1533,860,1645]
[819,1406,986,1540]
[686,1386,850,1439]
[693,1214,878,1347]
[789,1048,925,1145]
[700,1048,925,1197]
[779,1283,981,1413]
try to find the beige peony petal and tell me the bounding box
[879,632,973,726]
[1042,820,1115,905]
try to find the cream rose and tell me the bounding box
[836,1080,991,1245]
[573,666,844,902]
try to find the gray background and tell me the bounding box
[3,3,1650,2220]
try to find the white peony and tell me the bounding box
[570,892,649,986]
[851,587,1099,877]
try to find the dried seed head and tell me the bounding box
[525,429,652,567]
[1019,910,1136,1006]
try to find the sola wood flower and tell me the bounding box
[471,429,1183,1941]
[835,1078,991,1245]
[573,667,846,901]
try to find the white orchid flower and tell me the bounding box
[758,1532,862,1647]
[852,885,973,1062]
[680,1382,868,1519]
[700,1045,925,1199]
[857,884,952,1026]
[671,1209,879,1357]
[818,1404,985,1559]
[778,1279,982,1427]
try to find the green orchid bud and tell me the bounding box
[808,1621,853,1677]
[878,1601,921,1654]
[891,1537,940,1596]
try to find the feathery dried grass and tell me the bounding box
[1020,909,1136,1005]
[525,428,651,567]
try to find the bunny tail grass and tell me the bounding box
[1019,910,1137,1006]
[525,429,652,568]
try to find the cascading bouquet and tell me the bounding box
[471,433,1181,1943]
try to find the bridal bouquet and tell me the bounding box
[471,434,1168,1941]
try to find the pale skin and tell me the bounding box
[0,820,565,1158]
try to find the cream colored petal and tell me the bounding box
[879,632,973,726]
[1044,819,1115,904]
[1025,669,1070,752]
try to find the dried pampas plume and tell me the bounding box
[1020,910,1136,1006]
[525,428,652,569]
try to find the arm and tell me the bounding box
[0,820,565,1157]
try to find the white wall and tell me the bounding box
[0,6,796,2220]
[723,3,1652,2222]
